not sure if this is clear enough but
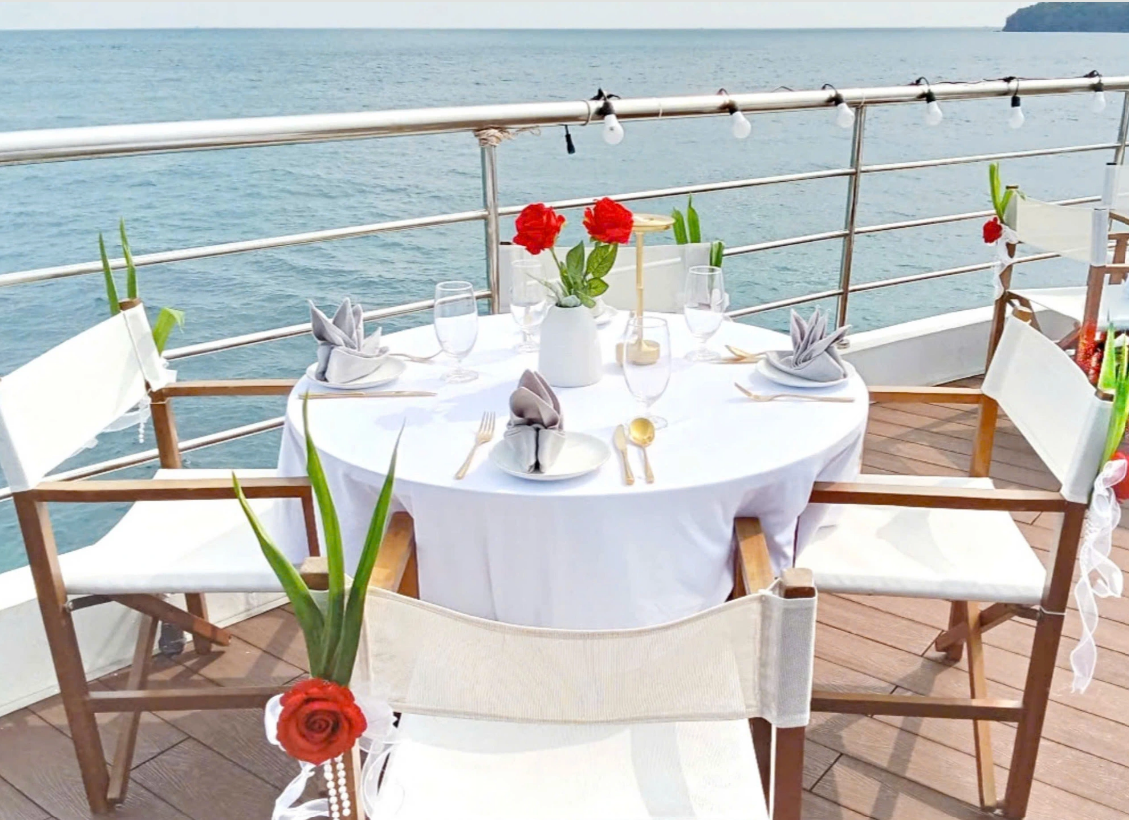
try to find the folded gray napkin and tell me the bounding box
[504,370,566,473]
[309,298,387,384]
[766,308,850,382]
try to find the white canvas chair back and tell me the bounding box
[356,583,817,728]
[0,304,171,491]
[499,243,712,313]
[1010,195,1108,266]
[983,317,1111,504]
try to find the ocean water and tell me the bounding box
[1,27,1127,571]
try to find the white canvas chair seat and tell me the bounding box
[371,714,767,820]
[798,475,1046,604]
[62,469,297,595]
[1010,284,1129,327]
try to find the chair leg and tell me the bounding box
[107,614,159,804]
[772,726,805,820]
[184,593,213,654]
[1003,610,1065,819]
[750,717,772,800]
[336,744,365,820]
[15,495,111,814]
[939,601,967,661]
[964,602,997,810]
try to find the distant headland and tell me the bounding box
[1004,3,1129,32]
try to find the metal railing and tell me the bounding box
[1,74,1127,501]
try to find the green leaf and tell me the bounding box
[577,292,596,308]
[331,427,402,685]
[585,242,617,279]
[710,241,724,269]
[151,307,185,353]
[120,219,138,300]
[302,394,346,677]
[687,196,701,244]
[232,473,325,675]
[588,278,609,298]
[565,242,585,281]
[99,233,120,315]
[999,189,1014,224]
[1099,326,1118,393]
[989,163,1001,217]
[671,209,688,245]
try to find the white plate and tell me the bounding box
[490,431,611,481]
[594,304,618,327]
[304,357,406,391]
[753,357,851,389]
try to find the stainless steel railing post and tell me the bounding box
[836,104,867,336]
[1114,91,1129,166]
[480,143,502,313]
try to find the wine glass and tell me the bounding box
[622,316,672,429]
[510,260,550,352]
[683,265,726,362]
[434,281,479,383]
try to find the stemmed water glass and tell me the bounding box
[622,315,672,429]
[434,280,479,383]
[510,260,551,352]
[683,265,727,362]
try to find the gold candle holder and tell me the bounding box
[616,213,674,366]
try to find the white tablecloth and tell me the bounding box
[278,313,868,629]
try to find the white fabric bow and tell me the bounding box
[991,224,1019,300]
[1071,459,1127,693]
[264,692,396,820]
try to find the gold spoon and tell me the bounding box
[628,417,656,484]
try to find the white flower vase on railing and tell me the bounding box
[538,303,602,388]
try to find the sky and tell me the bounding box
[0,2,1029,30]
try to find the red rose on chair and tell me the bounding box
[513,203,566,255]
[583,197,634,244]
[982,217,1003,245]
[276,678,367,765]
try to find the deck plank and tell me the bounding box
[0,776,50,820]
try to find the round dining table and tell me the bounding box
[277,312,869,629]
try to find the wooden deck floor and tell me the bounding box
[3,384,1129,819]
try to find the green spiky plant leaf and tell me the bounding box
[99,233,121,315]
[120,218,138,300]
[151,307,186,354]
[1102,339,1129,464]
[671,208,688,245]
[686,194,701,243]
[710,241,725,268]
[1099,325,1119,393]
[232,475,327,675]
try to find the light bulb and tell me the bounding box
[835,101,855,129]
[925,100,943,126]
[1092,89,1107,113]
[1008,104,1025,130]
[602,112,624,145]
[729,109,751,139]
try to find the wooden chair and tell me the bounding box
[795,315,1110,818]
[990,163,1129,359]
[347,511,813,820]
[0,300,314,814]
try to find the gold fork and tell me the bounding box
[734,381,854,403]
[723,345,764,362]
[390,351,441,363]
[455,411,496,480]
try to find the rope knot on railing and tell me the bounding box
[473,126,540,147]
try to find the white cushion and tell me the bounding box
[797,475,1046,604]
[61,469,305,595]
[370,715,767,820]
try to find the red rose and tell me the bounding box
[513,203,565,255]
[583,197,634,245]
[276,678,367,765]
[983,217,1003,245]
[1112,452,1129,502]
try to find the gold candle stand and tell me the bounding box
[616,213,675,366]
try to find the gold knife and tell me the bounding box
[613,425,635,486]
[307,390,437,400]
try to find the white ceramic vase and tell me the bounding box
[538,304,602,387]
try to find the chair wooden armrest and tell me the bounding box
[809,481,1066,512]
[29,476,312,503]
[153,379,298,398]
[734,517,774,595]
[867,386,982,404]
